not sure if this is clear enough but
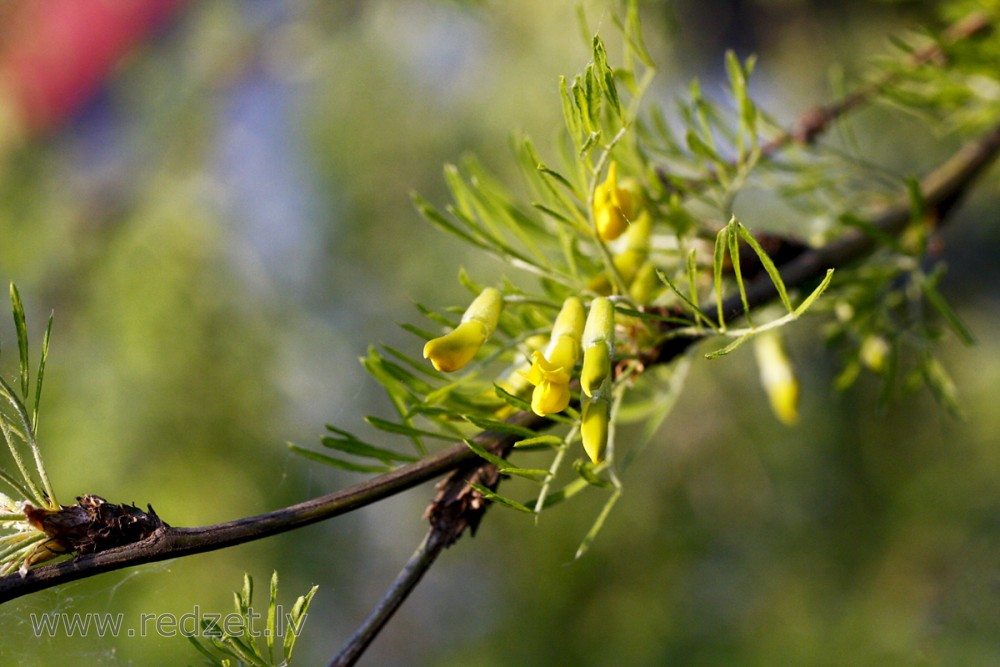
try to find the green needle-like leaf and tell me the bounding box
[469,483,534,513]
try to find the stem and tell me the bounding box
[327,529,448,667]
[0,410,545,603]
[762,10,993,150]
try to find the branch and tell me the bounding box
[764,10,993,148]
[0,420,532,602]
[2,121,996,612]
[325,121,1000,666]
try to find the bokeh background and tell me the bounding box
[1,0,999,665]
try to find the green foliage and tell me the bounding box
[293,0,990,556]
[0,1,995,664]
[0,283,59,576]
[187,571,317,667]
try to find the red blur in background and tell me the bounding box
[0,0,184,135]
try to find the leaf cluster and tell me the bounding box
[188,571,317,667]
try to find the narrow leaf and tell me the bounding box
[494,384,532,413]
[736,222,793,312]
[705,332,753,359]
[792,269,835,318]
[463,414,539,438]
[469,483,534,513]
[288,443,392,474]
[574,459,613,488]
[363,417,460,444]
[321,430,419,463]
[920,273,975,345]
[9,284,29,399]
[31,313,53,431]
[713,226,728,329]
[575,488,621,559]
[728,219,753,327]
[514,435,564,449]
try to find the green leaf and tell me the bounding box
[655,270,709,329]
[575,487,621,559]
[920,269,975,345]
[288,443,392,474]
[514,435,564,449]
[713,226,728,329]
[735,222,794,312]
[559,75,582,144]
[468,483,534,513]
[284,585,318,663]
[573,459,613,488]
[920,354,961,416]
[685,129,718,163]
[363,417,460,445]
[322,425,420,462]
[525,476,592,510]
[792,269,835,318]
[705,332,753,359]
[411,193,486,250]
[240,573,253,613]
[9,284,29,399]
[840,213,906,253]
[463,414,539,438]
[31,312,52,431]
[493,384,532,413]
[187,636,227,667]
[615,0,655,68]
[538,165,585,200]
[728,218,753,327]
[593,35,622,120]
[463,437,509,467]
[266,571,278,664]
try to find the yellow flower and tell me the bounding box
[423,287,503,372]
[753,331,799,426]
[587,211,653,295]
[526,351,573,415]
[581,297,614,398]
[593,161,634,241]
[521,297,584,416]
[581,396,609,463]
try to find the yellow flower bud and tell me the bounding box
[581,396,609,463]
[550,296,585,345]
[628,261,659,305]
[753,331,799,426]
[423,287,503,372]
[593,161,635,241]
[860,335,890,373]
[581,297,614,398]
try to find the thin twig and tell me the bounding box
[0,416,544,603]
[327,529,449,667]
[763,10,992,150]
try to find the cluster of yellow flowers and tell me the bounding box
[423,159,802,466]
[420,162,647,463]
[422,287,617,463]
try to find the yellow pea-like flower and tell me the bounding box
[423,287,503,372]
[581,297,614,398]
[526,351,574,415]
[521,297,584,416]
[593,161,634,242]
[753,331,799,426]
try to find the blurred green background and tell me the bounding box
[1,0,999,665]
